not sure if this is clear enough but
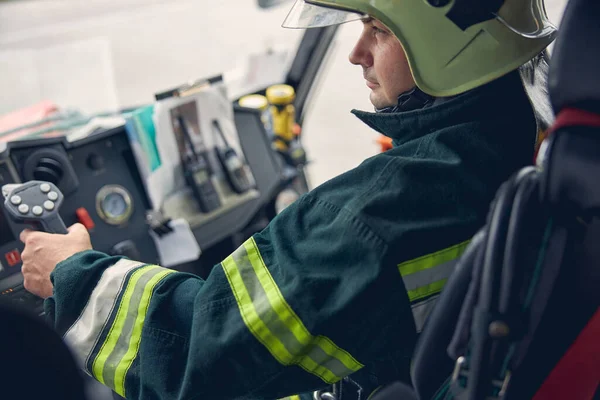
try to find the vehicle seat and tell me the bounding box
[0,304,87,399]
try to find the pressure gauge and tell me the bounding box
[96,185,134,226]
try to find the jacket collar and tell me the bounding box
[351,71,526,147]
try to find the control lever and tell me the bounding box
[2,181,68,234]
[111,240,142,260]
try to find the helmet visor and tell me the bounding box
[282,0,366,29]
[495,0,556,39]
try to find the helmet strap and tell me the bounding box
[375,87,435,113]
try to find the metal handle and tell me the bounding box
[313,392,338,400]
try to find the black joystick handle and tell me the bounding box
[40,213,69,235]
[2,181,68,234]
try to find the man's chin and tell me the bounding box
[369,92,394,110]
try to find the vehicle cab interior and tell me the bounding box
[0,0,598,399]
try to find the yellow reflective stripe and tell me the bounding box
[222,237,363,384]
[244,239,363,379]
[222,255,291,363]
[63,259,145,369]
[222,254,341,383]
[91,265,174,396]
[93,267,147,385]
[398,240,470,277]
[278,396,301,400]
[113,269,174,396]
[407,278,447,303]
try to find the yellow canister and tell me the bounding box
[239,94,269,111]
[266,84,296,151]
[239,94,273,135]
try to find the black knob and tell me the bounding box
[33,157,64,184]
[110,240,141,260]
[87,153,105,171]
[22,147,79,196]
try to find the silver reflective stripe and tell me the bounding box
[398,240,471,329]
[63,259,145,369]
[412,295,439,333]
[402,259,458,292]
[232,246,353,380]
[221,237,363,384]
[100,267,166,390]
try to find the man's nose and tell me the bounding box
[349,36,373,68]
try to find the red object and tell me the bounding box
[535,107,600,163]
[531,108,600,399]
[532,308,600,400]
[0,101,61,143]
[376,135,393,152]
[76,207,95,230]
[293,123,302,137]
[550,107,600,133]
[4,249,21,267]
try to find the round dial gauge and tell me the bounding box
[96,185,134,226]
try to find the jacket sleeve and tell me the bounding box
[46,194,417,400]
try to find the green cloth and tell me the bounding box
[46,71,536,400]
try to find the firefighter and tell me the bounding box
[19,0,556,399]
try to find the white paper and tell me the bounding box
[66,115,127,142]
[149,98,186,209]
[148,83,250,210]
[149,218,201,268]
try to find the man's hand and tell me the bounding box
[20,223,92,299]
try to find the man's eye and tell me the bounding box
[372,26,387,35]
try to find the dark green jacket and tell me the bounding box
[46,71,537,400]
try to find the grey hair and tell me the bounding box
[518,51,554,132]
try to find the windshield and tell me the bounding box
[0,0,303,120]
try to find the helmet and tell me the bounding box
[283,0,557,97]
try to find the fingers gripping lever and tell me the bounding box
[2,181,68,234]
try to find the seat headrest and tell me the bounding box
[549,0,600,114]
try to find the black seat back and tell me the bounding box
[410,232,485,400]
[549,0,600,114]
[0,304,87,399]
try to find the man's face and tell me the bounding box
[349,18,415,109]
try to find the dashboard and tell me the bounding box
[0,106,286,317]
[0,128,160,316]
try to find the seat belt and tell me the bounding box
[532,307,600,400]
